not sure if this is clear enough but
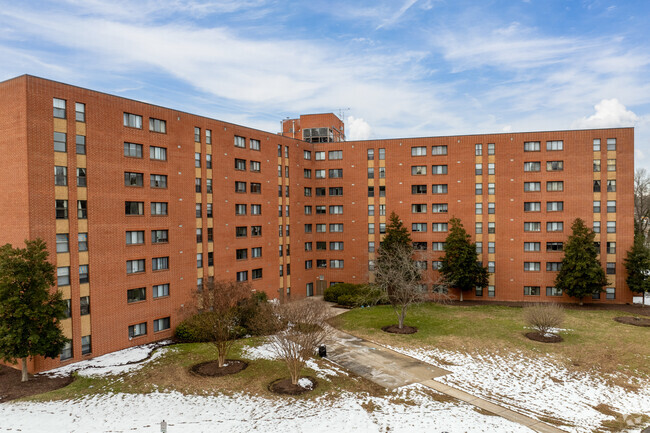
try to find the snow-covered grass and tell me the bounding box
[389,345,650,433]
[0,387,534,433]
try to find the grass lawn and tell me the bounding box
[333,303,650,379]
[25,337,385,402]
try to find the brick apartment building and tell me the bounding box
[0,75,634,373]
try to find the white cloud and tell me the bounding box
[573,98,638,129]
[376,0,418,29]
[636,149,645,160]
[346,116,372,140]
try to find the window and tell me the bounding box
[524,141,540,152]
[593,159,601,172]
[53,98,66,118]
[206,203,212,218]
[284,146,289,158]
[316,169,326,179]
[411,146,427,156]
[380,223,386,234]
[412,204,427,214]
[432,242,446,251]
[432,165,448,175]
[524,242,540,252]
[432,223,448,232]
[56,234,69,253]
[76,135,86,154]
[488,184,495,196]
[236,248,247,260]
[77,200,87,219]
[546,161,563,171]
[330,223,343,232]
[60,341,73,360]
[547,262,562,271]
[316,242,326,251]
[476,242,482,254]
[124,172,143,187]
[151,202,168,216]
[488,203,495,214]
[330,169,343,178]
[124,142,143,158]
[124,113,143,129]
[55,200,68,219]
[379,167,386,178]
[305,242,313,251]
[594,180,601,192]
[235,204,246,215]
[607,138,616,151]
[593,139,601,151]
[412,185,427,194]
[314,260,327,269]
[151,230,168,244]
[432,203,448,213]
[475,164,483,175]
[315,205,326,215]
[411,166,427,175]
[524,182,541,192]
[329,187,343,196]
[252,247,262,258]
[278,145,282,157]
[207,228,213,242]
[304,223,313,234]
[488,143,495,155]
[77,233,88,251]
[547,242,563,252]
[606,242,616,254]
[196,228,203,243]
[488,222,495,234]
[524,202,541,212]
[547,201,563,212]
[487,163,495,175]
[126,231,144,245]
[251,204,262,215]
[524,222,541,232]
[368,186,374,197]
[127,259,145,274]
[329,150,342,160]
[367,167,374,179]
[475,143,482,155]
[488,261,495,273]
[488,242,495,253]
[547,181,563,192]
[606,287,616,300]
[252,268,262,280]
[607,263,616,274]
[594,221,601,233]
[304,187,312,197]
[378,148,385,160]
[81,335,92,355]
[522,161,541,172]
[316,224,326,233]
[153,256,169,271]
[432,145,447,155]
[475,222,483,234]
[80,295,90,314]
[593,200,601,213]
[236,271,248,282]
[57,267,70,286]
[524,286,540,296]
[607,159,616,172]
[607,180,616,192]
[153,317,171,332]
[54,132,66,152]
[54,166,67,186]
[150,146,167,161]
[148,118,166,133]
[304,169,312,179]
[607,221,616,233]
[368,205,375,216]
[547,222,563,232]
[73,168,86,187]
[368,223,375,234]
[249,138,260,151]
[248,182,260,194]
[235,158,246,171]
[304,150,312,160]
[546,140,563,151]
[206,129,212,144]
[193,153,201,168]
[206,179,213,193]
[129,323,147,338]
[150,174,167,189]
[412,223,427,232]
[475,203,482,215]
[236,226,247,237]
[251,226,262,236]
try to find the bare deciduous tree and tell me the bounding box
[270,300,330,385]
[635,169,650,237]
[374,243,428,329]
[194,280,252,367]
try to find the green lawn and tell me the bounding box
[334,303,650,378]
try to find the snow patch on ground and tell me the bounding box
[240,340,278,360]
[389,345,650,433]
[40,340,172,378]
[0,388,534,432]
[298,377,314,389]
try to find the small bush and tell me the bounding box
[174,312,217,343]
[523,303,565,335]
[324,283,385,307]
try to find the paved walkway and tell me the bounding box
[323,303,567,433]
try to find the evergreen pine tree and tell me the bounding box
[0,239,68,381]
[555,218,607,305]
[624,227,650,306]
[439,217,488,301]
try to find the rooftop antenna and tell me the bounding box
[337,108,350,122]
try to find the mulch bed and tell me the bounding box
[0,364,73,402]
[189,359,248,377]
[382,324,418,334]
[614,316,650,327]
[525,332,563,343]
[268,376,317,395]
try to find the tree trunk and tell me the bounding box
[21,358,28,382]
[398,308,405,329]
[460,290,463,302]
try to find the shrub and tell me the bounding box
[174,312,217,343]
[523,303,565,335]
[324,283,385,307]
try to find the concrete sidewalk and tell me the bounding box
[323,303,567,433]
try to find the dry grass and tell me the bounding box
[473,407,497,417]
[594,404,650,432]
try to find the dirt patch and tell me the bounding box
[524,331,563,343]
[189,359,248,377]
[614,316,650,327]
[268,376,317,395]
[382,324,418,334]
[0,365,74,402]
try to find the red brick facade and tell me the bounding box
[0,75,634,373]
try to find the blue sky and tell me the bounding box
[1,0,649,168]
